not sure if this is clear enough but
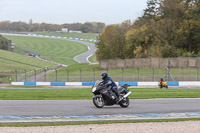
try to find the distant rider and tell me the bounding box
[101,72,119,100]
[160,78,164,88]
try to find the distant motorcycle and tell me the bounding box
[158,81,168,89]
[92,80,132,108]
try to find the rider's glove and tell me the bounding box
[105,84,109,87]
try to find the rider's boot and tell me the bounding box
[113,90,120,101]
[111,87,120,101]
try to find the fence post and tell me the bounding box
[44,68,46,82]
[122,68,124,82]
[93,69,96,82]
[34,69,36,82]
[197,67,199,81]
[24,70,26,82]
[55,69,57,82]
[167,66,170,81]
[137,68,139,81]
[80,69,82,82]
[15,70,18,82]
[152,67,154,81]
[66,69,69,82]
[182,67,184,81]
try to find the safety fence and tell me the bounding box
[12,67,200,83]
[0,67,47,83]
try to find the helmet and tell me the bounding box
[101,72,108,80]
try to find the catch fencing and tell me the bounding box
[13,67,200,82]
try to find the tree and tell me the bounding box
[96,20,131,60]
[0,21,105,33]
[80,22,94,33]
[0,35,9,50]
[122,0,200,58]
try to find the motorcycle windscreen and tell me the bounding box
[94,80,101,87]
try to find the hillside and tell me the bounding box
[3,35,88,65]
[0,49,55,71]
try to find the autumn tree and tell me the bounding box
[125,0,200,58]
[0,35,9,50]
[0,21,105,33]
[96,20,131,60]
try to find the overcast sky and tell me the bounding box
[0,0,148,25]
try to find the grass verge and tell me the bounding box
[88,54,97,63]
[0,49,54,71]
[0,118,200,127]
[0,88,200,100]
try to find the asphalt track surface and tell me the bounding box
[72,40,97,63]
[0,98,200,116]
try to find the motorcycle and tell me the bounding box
[92,80,132,108]
[158,81,168,89]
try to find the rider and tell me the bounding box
[101,72,119,100]
[160,78,164,88]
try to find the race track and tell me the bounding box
[72,40,97,63]
[0,98,200,116]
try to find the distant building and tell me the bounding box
[69,30,82,33]
[62,28,69,33]
[8,40,14,52]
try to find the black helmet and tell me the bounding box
[101,72,108,80]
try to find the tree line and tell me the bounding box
[96,0,200,60]
[0,35,9,50]
[0,20,105,33]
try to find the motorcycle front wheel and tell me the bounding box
[93,95,105,108]
[119,97,130,108]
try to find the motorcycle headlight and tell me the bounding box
[92,87,96,93]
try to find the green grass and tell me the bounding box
[1,118,200,127]
[0,49,54,71]
[131,88,200,98]
[42,57,77,66]
[0,88,91,100]
[0,88,200,100]
[88,54,97,63]
[43,63,200,82]
[0,49,55,83]
[3,35,88,65]
[34,31,99,40]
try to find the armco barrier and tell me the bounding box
[166,81,179,86]
[24,82,36,85]
[50,82,65,86]
[118,82,138,86]
[11,81,200,86]
[28,34,98,42]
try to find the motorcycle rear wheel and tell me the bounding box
[93,95,105,108]
[119,97,130,108]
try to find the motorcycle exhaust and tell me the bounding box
[123,91,132,98]
[117,91,132,103]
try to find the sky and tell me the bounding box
[0,0,148,25]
